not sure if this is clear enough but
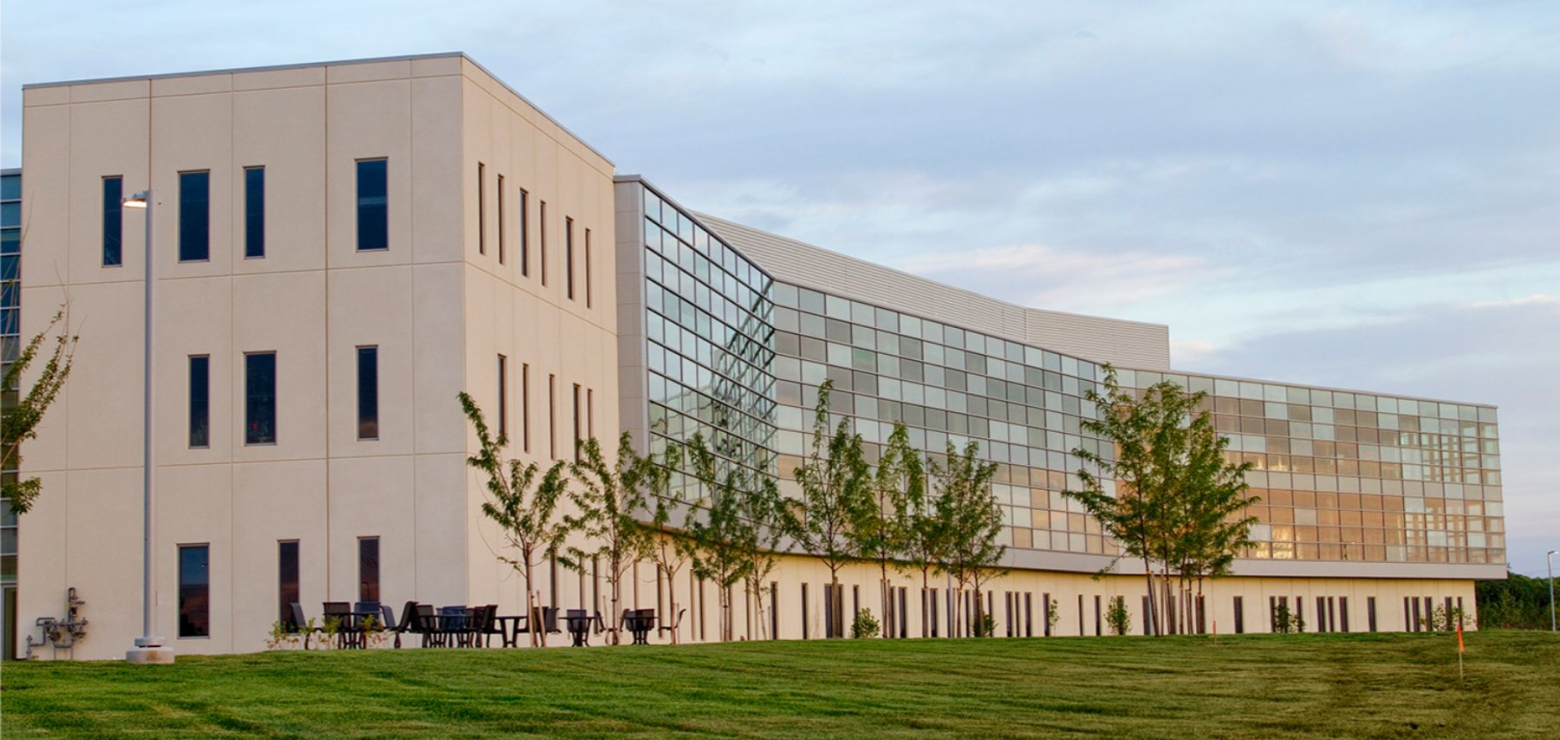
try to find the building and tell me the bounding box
[12,54,1503,659]
[2,167,21,659]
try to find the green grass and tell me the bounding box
[3,631,1556,738]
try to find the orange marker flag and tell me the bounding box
[1456,619,1465,681]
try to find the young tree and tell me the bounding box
[791,380,870,638]
[460,391,573,647]
[736,473,791,640]
[683,433,750,642]
[937,440,1002,637]
[896,445,947,638]
[856,422,918,637]
[566,433,653,645]
[2,308,77,515]
[641,443,694,644]
[1168,409,1258,632]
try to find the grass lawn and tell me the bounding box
[3,631,1556,738]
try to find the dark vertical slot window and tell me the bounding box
[278,541,299,626]
[519,188,529,276]
[1094,595,1101,636]
[565,216,575,300]
[539,200,548,285]
[586,388,594,439]
[1340,597,1350,633]
[1043,594,1051,637]
[358,537,380,603]
[357,346,379,440]
[178,544,210,637]
[1234,595,1245,634]
[548,374,556,459]
[1368,596,1377,632]
[572,383,581,461]
[497,174,506,264]
[356,159,388,251]
[245,352,277,445]
[244,166,265,258]
[178,171,210,262]
[102,176,123,266]
[497,354,508,439]
[801,584,809,640]
[584,228,592,307]
[522,363,531,452]
[188,355,209,448]
[771,582,780,640]
[477,163,486,255]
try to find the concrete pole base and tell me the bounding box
[125,646,176,664]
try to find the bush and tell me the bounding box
[852,609,881,639]
[1272,603,1305,634]
[1106,596,1131,636]
[1046,598,1060,635]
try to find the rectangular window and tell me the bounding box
[188,355,209,448]
[178,544,210,638]
[497,354,508,440]
[178,171,210,262]
[1043,593,1051,637]
[358,537,380,603]
[1317,596,1328,633]
[1368,596,1377,632]
[584,228,592,308]
[1094,595,1102,636]
[356,159,388,251]
[801,583,810,640]
[244,166,265,258]
[1340,597,1350,633]
[357,346,378,440]
[771,582,780,640]
[497,174,506,264]
[477,162,486,255]
[102,176,123,266]
[519,188,529,276]
[1234,595,1245,634]
[565,216,575,300]
[245,352,277,445]
[548,373,557,459]
[572,383,581,461]
[522,363,531,452]
[278,540,299,626]
[539,200,548,286]
[586,388,594,439]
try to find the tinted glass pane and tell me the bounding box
[1,229,18,256]
[188,356,209,447]
[178,545,210,638]
[278,541,299,626]
[102,177,122,266]
[358,538,379,603]
[0,203,17,227]
[357,346,378,439]
[178,171,209,261]
[356,159,388,251]
[245,352,276,444]
[0,174,19,201]
[244,167,265,258]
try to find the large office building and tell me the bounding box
[10,54,1503,659]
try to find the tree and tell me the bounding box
[641,443,694,644]
[896,442,947,638]
[937,440,1002,637]
[2,308,77,515]
[459,391,573,647]
[1167,410,1258,633]
[566,433,653,645]
[736,472,791,640]
[791,379,871,638]
[1106,595,1132,636]
[683,433,750,642]
[856,422,918,638]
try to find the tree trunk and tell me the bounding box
[1142,557,1159,637]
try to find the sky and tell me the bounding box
[2,1,1556,577]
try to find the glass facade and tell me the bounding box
[768,280,1502,567]
[636,183,778,481]
[1,169,20,599]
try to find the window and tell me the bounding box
[477,163,485,255]
[244,166,265,258]
[586,388,594,439]
[178,171,210,262]
[1368,596,1377,632]
[1340,597,1350,633]
[497,354,508,439]
[548,373,557,459]
[1234,596,1245,634]
[245,352,277,445]
[572,383,581,461]
[801,583,809,640]
[497,174,506,264]
[278,540,299,626]
[357,346,378,440]
[356,159,388,251]
[584,228,592,308]
[102,176,123,266]
[522,363,531,452]
[565,216,575,300]
[358,537,379,603]
[1043,593,1051,637]
[771,582,780,640]
[519,188,529,276]
[539,200,548,285]
[188,355,209,448]
[178,544,210,638]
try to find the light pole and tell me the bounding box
[123,190,173,664]
[1548,550,1557,633]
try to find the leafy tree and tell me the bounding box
[1106,595,1132,636]
[736,472,791,640]
[641,443,694,644]
[936,440,1002,637]
[683,433,750,642]
[856,422,919,637]
[1166,410,1258,632]
[2,308,77,515]
[896,441,948,637]
[791,380,870,637]
[1477,572,1553,630]
[460,391,573,647]
[566,433,652,645]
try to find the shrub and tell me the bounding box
[852,609,881,639]
[1106,596,1132,636]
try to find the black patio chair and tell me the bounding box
[387,601,418,649]
[414,603,441,648]
[439,606,470,647]
[323,602,353,648]
[658,607,687,640]
[477,605,502,648]
[287,602,317,650]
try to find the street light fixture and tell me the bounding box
[122,189,172,664]
[1548,550,1557,633]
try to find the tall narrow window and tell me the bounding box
[1233,595,1245,634]
[539,200,548,286]
[1368,596,1378,632]
[548,374,557,459]
[522,363,531,452]
[244,166,265,258]
[519,188,529,276]
[358,537,380,603]
[572,383,582,460]
[188,355,210,448]
[497,354,509,440]
[102,176,123,266]
[278,540,299,626]
[178,171,210,262]
[586,388,594,439]
[497,174,506,264]
[565,216,575,300]
[245,352,277,445]
[477,162,486,255]
[584,228,592,307]
[178,544,210,638]
[356,159,388,251]
[357,346,378,440]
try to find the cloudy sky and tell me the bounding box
[3,1,1556,576]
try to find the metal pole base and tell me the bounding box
[127,636,175,664]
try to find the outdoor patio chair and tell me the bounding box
[387,601,418,648]
[477,604,502,647]
[439,606,470,647]
[287,602,317,649]
[414,603,440,648]
[323,602,353,648]
[658,607,687,639]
